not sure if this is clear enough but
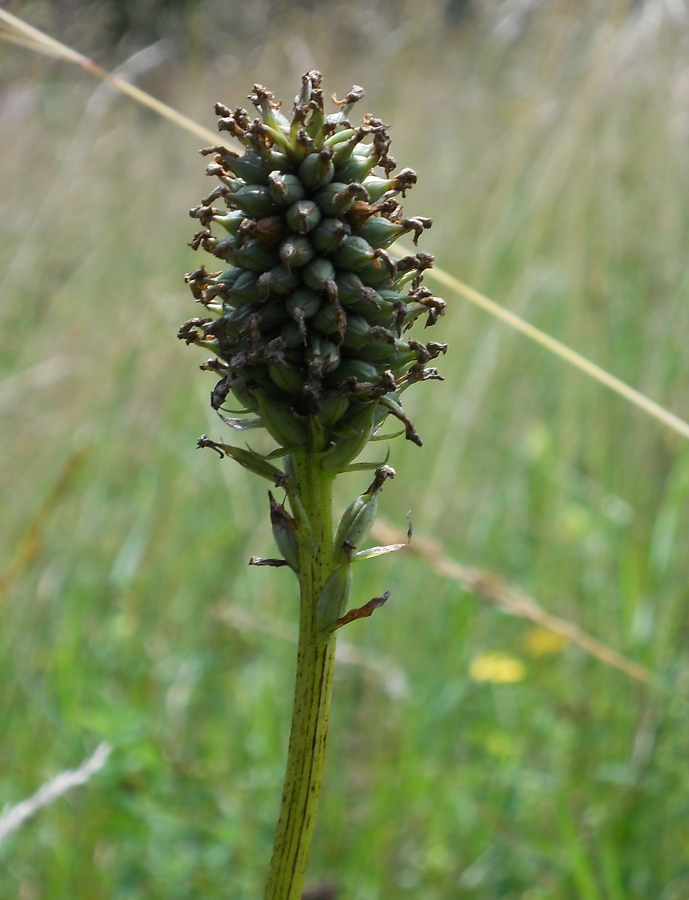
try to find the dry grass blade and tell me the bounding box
[0,24,62,58]
[2,8,688,446]
[0,9,219,145]
[413,251,689,442]
[371,518,653,685]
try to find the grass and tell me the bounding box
[1,1,689,897]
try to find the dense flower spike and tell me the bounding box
[179,73,447,900]
[180,72,446,469]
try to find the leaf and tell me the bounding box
[263,446,289,460]
[370,429,405,441]
[339,460,388,473]
[249,556,290,568]
[332,591,390,631]
[197,435,283,481]
[316,563,352,633]
[352,543,407,561]
[219,414,264,431]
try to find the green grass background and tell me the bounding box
[1,1,689,897]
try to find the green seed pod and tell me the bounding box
[334,271,370,305]
[315,563,352,632]
[362,167,418,202]
[341,314,371,349]
[313,182,368,216]
[261,148,296,174]
[224,150,272,185]
[358,298,397,325]
[268,492,300,571]
[286,200,322,234]
[330,236,376,270]
[213,266,243,289]
[356,258,394,288]
[334,150,378,184]
[211,234,238,262]
[321,402,377,472]
[359,215,432,249]
[281,319,304,348]
[258,298,290,331]
[226,270,263,305]
[268,172,306,206]
[229,184,279,218]
[280,235,315,271]
[258,264,300,297]
[333,464,395,549]
[286,288,321,320]
[298,146,335,190]
[230,379,259,412]
[311,302,340,335]
[311,218,351,253]
[316,395,350,429]
[356,339,398,363]
[255,393,308,448]
[356,217,406,249]
[330,130,366,166]
[302,257,336,293]
[306,334,340,375]
[325,358,378,385]
[268,361,307,394]
[212,209,248,235]
[233,238,281,272]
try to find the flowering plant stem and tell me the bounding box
[264,451,336,900]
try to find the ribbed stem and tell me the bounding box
[264,451,336,900]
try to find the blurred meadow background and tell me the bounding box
[2,0,689,897]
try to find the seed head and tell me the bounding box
[181,73,446,471]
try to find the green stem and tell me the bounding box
[264,451,337,900]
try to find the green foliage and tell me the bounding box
[2,3,689,899]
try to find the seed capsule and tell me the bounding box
[286,200,322,234]
[258,264,300,297]
[258,298,289,330]
[311,302,340,335]
[286,288,321,320]
[269,172,307,206]
[268,492,300,570]
[311,218,351,253]
[229,184,279,218]
[315,563,353,631]
[280,235,315,271]
[313,182,368,216]
[223,270,262,306]
[233,238,281,272]
[223,150,272,185]
[341,314,371,349]
[281,320,304,348]
[316,395,350,429]
[268,361,307,394]
[325,358,378,385]
[330,236,376,270]
[356,258,394,288]
[334,150,379,183]
[255,393,308,448]
[212,210,247,235]
[303,257,336,293]
[298,145,335,189]
[362,168,418,202]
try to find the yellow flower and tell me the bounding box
[523,627,569,657]
[469,652,526,684]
